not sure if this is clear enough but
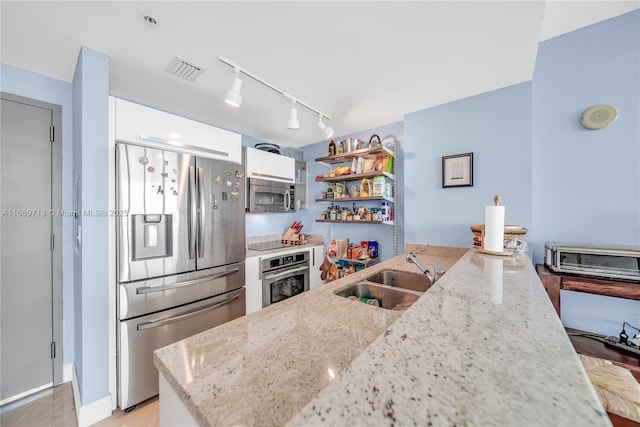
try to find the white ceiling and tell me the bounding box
[1,1,638,148]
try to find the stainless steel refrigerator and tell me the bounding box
[116,142,246,410]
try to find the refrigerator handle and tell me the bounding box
[284,189,291,212]
[136,267,240,294]
[188,166,196,260]
[136,293,240,331]
[197,167,205,258]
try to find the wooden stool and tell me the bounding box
[579,354,640,426]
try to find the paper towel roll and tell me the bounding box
[484,205,505,252]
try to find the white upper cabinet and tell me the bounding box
[113,97,242,163]
[245,147,295,183]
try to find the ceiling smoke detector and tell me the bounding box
[164,56,205,82]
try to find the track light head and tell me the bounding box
[225,70,242,107]
[324,125,334,139]
[287,101,300,130]
[317,114,334,139]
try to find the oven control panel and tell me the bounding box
[262,251,310,272]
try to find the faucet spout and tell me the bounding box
[406,252,445,284]
[406,253,434,283]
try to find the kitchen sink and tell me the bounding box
[335,282,421,310]
[365,270,431,293]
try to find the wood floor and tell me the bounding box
[0,383,159,427]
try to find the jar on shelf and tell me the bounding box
[329,207,337,221]
[326,187,334,199]
[372,176,385,197]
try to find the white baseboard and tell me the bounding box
[71,364,113,426]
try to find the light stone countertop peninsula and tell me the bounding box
[153,244,611,427]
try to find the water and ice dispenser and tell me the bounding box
[131,214,173,260]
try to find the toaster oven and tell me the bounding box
[544,241,640,282]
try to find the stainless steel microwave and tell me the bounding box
[247,177,295,213]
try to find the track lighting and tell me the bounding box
[287,99,300,130]
[317,114,334,139]
[224,68,242,108]
[219,56,334,138]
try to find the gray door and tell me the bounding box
[0,93,62,402]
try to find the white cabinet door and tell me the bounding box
[245,255,262,315]
[114,97,242,163]
[309,244,325,289]
[245,147,295,183]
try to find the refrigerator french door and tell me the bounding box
[116,142,246,409]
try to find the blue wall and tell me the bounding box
[532,10,640,334]
[0,64,75,365]
[401,10,639,335]
[72,47,110,405]
[532,10,640,258]
[404,82,533,249]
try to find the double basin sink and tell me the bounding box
[335,270,432,311]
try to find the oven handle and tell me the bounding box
[263,264,309,281]
[136,293,240,331]
[136,268,240,295]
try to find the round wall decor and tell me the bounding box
[580,104,618,130]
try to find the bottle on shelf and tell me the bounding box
[381,201,392,222]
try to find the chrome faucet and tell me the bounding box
[406,252,445,284]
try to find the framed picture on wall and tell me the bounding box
[442,153,473,188]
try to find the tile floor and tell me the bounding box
[1,383,159,427]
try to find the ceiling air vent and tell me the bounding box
[164,56,205,82]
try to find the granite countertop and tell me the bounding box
[153,244,610,427]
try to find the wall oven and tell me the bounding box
[247,177,295,213]
[262,251,310,307]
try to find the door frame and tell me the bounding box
[1,92,63,392]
